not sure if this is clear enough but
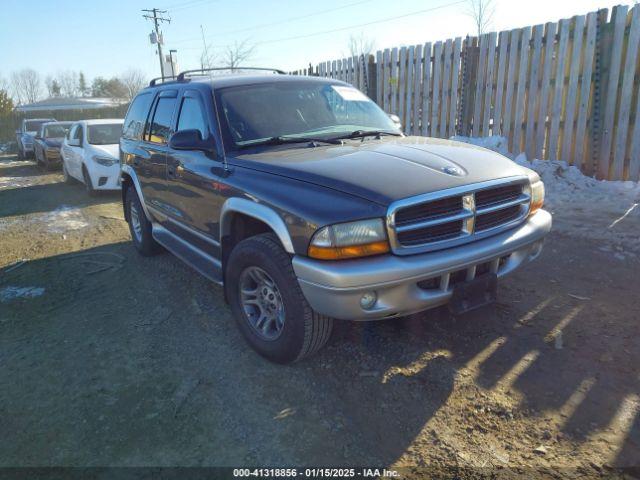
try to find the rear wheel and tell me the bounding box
[226,233,333,363]
[125,185,161,256]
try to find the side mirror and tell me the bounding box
[388,113,402,130]
[169,129,214,153]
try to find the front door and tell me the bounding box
[68,124,84,179]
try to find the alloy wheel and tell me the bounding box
[239,266,285,341]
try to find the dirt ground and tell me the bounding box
[0,154,638,477]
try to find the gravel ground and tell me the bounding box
[0,155,638,477]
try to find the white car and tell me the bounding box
[61,119,124,195]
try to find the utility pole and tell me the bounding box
[142,8,170,79]
[200,24,210,71]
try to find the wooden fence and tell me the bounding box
[293,5,640,181]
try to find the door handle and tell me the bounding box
[167,163,184,178]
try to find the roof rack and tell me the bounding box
[149,76,178,87]
[176,67,286,82]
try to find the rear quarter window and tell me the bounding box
[123,92,153,140]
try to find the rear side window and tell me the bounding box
[123,92,153,140]
[148,97,177,144]
[177,96,208,138]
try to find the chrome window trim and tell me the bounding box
[386,176,530,255]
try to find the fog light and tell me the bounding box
[529,240,544,260]
[360,291,377,310]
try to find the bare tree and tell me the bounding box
[10,69,42,105]
[347,33,376,58]
[120,69,147,101]
[200,49,217,71]
[221,39,256,71]
[467,0,495,37]
[0,74,9,93]
[57,70,79,97]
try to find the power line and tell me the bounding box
[170,0,373,45]
[179,0,467,51]
[162,0,212,11]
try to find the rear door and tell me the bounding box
[163,89,224,254]
[138,89,178,215]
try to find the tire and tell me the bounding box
[225,233,333,364]
[62,162,73,184]
[125,185,161,256]
[82,166,96,197]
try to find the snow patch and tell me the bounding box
[0,286,45,303]
[452,135,640,256]
[0,176,34,190]
[40,206,90,233]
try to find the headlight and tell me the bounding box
[525,170,545,215]
[308,218,390,260]
[92,155,118,167]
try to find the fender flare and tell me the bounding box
[120,165,152,220]
[220,197,295,254]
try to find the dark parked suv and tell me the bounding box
[120,69,551,363]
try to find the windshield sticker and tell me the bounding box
[331,86,369,102]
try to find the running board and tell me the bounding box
[152,224,223,285]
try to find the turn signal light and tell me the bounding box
[308,240,390,260]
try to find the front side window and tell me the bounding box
[123,92,153,140]
[148,97,177,144]
[87,124,123,145]
[177,96,208,139]
[216,81,398,148]
[72,124,83,144]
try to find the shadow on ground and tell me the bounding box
[0,181,118,218]
[0,232,638,468]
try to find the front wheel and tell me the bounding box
[82,166,96,197]
[226,233,333,363]
[62,162,73,184]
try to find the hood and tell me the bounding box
[89,144,119,159]
[44,139,63,148]
[230,136,529,205]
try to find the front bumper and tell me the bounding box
[45,151,62,164]
[88,162,121,190]
[293,209,552,320]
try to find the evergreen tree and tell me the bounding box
[78,72,87,97]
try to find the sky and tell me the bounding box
[0,0,633,86]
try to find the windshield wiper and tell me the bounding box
[239,136,342,148]
[330,130,403,141]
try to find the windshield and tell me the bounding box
[216,82,399,148]
[25,120,50,133]
[87,123,123,145]
[44,124,70,138]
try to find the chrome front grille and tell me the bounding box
[387,177,530,255]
